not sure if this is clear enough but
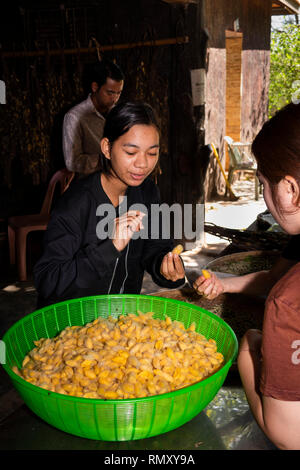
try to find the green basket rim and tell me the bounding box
[1,294,238,405]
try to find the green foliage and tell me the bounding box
[269,23,300,117]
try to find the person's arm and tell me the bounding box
[63,112,100,174]
[238,329,300,450]
[139,181,185,289]
[141,239,185,289]
[160,251,186,283]
[194,256,297,299]
[34,208,119,302]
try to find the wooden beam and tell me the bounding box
[0,36,189,59]
[162,0,197,4]
[272,0,300,14]
[225,30,243,38]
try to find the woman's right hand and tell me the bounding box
[112,210,145,252]
[193,271,225,299]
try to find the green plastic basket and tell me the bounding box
[1,294,238,441]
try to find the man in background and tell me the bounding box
[63,59,124,175]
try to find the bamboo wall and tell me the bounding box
[0,0,208,249]
[0,0,272,218]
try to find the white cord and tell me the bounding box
[119,242,130,294]
[108,257,119,295]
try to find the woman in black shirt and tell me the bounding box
[34,102,185,307]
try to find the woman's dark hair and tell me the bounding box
[252,102,300,207]
[100,101,160,174]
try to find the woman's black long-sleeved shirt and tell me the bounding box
[34,172,185,307]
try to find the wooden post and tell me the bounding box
[225,30,243,170]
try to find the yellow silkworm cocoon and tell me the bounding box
[18,311,224,400]
[202,269,211,279]
[172,244,184,255]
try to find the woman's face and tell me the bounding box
[102,124,159,187]
[257,171,300,234]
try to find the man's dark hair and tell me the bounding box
[83,59,124,93]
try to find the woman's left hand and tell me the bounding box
[160,252,185,282]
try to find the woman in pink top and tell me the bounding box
[195,103,300,449]
[238,103,300,450]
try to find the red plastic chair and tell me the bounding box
[8,169,75,281]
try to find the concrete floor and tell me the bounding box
[0,175,277,450]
